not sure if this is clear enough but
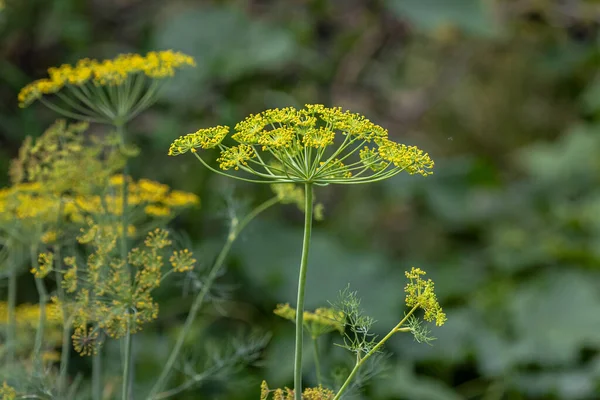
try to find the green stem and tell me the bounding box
[54,244,70,396]
[313,336,322,387]
[92,338,103,400]
[32,245,48,378]
[115,123,129,265]
[294,183,314,400]
[146,196,280,399]
[122,319,133,400]
[115,121,133,400]
[332,304,419,400]
[7,256,17,364]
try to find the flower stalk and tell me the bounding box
[294,183,313,399]
[147,196,280,399]
[332,304,419,400]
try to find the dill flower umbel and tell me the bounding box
[169,105,433,185]
[55,227,196,353]
[260,381,334,400]
[18,50,196,124]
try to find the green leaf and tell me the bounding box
[385,0,501,37]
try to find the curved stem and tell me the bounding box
[191,152,291,184]
[146,196,280,399]
[333,304,419,400]
[294,183,314,400]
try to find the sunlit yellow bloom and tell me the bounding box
[404,267,446,326]
[144,204,171,217]
[169,105,434,184]
[18,50,196,108]
[162,190,199,207]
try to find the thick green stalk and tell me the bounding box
[312,337,322,387]
[294,183,314,400]
[332,305,419,400]
[7,249,16,364]
[92,338,103,400]
[122,319,133,400]
[147,196,279,399]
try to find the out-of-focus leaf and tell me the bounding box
[516,124,600,188]
[374,362,463,400]
[153,5,298,106]
[509,270,600,366]
[385,0,501,37]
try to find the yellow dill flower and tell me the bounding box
[32,252,53,278]
[144,228,172,249]
[303,127,335,148]
[170,104,433,184]
[258,127,296,150]
[144,204,171,217]
[0,382,16,400]
[260,381,334,400]
[217,144,255,170]
[169,249,196,272]
[162,190,199,207]
[404,267,446,326]
[168,126,229,155]
[72,326,99,356]
[136,178,170,202]
[41,230,58,244]
[18,50,195,124]
[62,258,78,293]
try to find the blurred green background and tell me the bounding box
[3,0,600,399]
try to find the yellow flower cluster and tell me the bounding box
[10,119,126,196]
[0,175,199,229]
[170,249,196,272]
[274,303,344,338]
[18,50,196,107]
[169,104,434,184]
[0,382,16,400]
[60,227,196,351]
[0,302,63,327]
[404,267,446,326]
[32,252,54,278]
[260,381,334,400]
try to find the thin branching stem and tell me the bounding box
[333,304,419,400]
[147,196,280,399]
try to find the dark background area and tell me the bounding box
[3,1,600,399]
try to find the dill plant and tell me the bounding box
[168,105,445,398]
[7,50,286,400]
